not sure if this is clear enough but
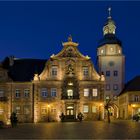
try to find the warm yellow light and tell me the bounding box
[47,105,50,108]
[100,103,103,106]
[132,104,136,107]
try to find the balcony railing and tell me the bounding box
[61,95,79,100]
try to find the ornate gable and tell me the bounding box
[50,36,90,60]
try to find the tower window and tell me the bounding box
[51,66,57,76]
[84,89,89,97]
[118,50,121,54]
[101,49,104,54]
[67,89,73,98]
[110,47,114,52]
[114,71,118,76]
[106,84,110,90]
[106,71,110,76]
[83,67,89,76]
[113,84,118,90]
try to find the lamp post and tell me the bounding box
[47,104,50,122]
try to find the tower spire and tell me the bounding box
[108,7,111,19]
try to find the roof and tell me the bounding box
[2,57,46,82]
[98,34,122,47]
[119,76,140,96]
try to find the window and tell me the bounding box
[0,90,4,97]
[114,71,118,76]
[93,89,98,96]
[51,108,56,113]
[92,106,97,113]
[101,49,104,54]
[51,88,57,97]
[51,66,57,76]
[67,89,73,98]
[83,105,89,113]
[15,89,20,98]
[41,107,47,114]
[106,71,110,76]
[83,67,89,76]
[118,50,121,54]
[106,84,110,90]
[113,84,118,90]
[15,106,21,114]
[41,88,48,97]
[134,95,139,102]
[110,47,114,52]
[106,96,110,100]
[0,109,4,115]
[84,89,89,97]
[24,106,30,114]
[24,89,30,98]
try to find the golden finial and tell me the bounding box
[108,7,111,19]
[68,35,72,42]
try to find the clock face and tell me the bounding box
[108,61,115,67]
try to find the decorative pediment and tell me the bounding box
[50,36,90,60]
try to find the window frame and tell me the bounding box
[51,88,57,97]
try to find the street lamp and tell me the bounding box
[47,104,50,122]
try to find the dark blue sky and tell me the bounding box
[0,1,139,82]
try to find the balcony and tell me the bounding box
[61,95,79,100]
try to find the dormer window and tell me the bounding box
[118,50,121,54]
[51,66,57,76]
[83,66,89,76]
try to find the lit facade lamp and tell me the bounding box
[47,104,50,122]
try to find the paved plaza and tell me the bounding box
[0,120,140,139]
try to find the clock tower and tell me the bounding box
[97,8,125,99]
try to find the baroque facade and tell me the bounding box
[0,36,105,123]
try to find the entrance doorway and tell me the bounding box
[66,105,74,119]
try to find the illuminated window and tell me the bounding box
[0,108,4,115]
[51,66,57,76]
[93,89,98,96]
[92,106,97,113]
[106,71,110,76]
[113,84,118,90]
[83,105,89,113]
[24,105,30,115]
[15,106,21,114]
[0,90,4,97]
[118,50,121,54]
[83,67,89,76]
[51,88,57,97]
[41,88,48,97]
[114,71,118,76]
[101,49,104,54]
[84,89,89,97]
[110,47,114,52]
[106,84,110,90]
[15,89,20,98]
[68,82,73,86]
[67,89,73,98]
[24,89,30,98]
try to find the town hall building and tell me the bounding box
[0,8,126,123]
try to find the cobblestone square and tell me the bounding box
[0,120,140,139]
